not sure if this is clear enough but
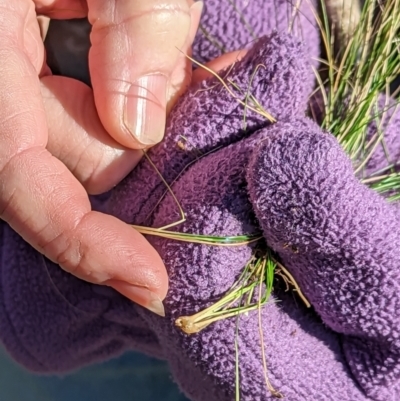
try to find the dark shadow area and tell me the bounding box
[45,19,91,86]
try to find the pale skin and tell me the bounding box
[0,0,240,316]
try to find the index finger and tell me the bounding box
[0,0,168,315]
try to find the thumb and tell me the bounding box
[87,0,202,149]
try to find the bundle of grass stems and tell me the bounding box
[131,0,400,398]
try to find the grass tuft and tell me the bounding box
[312,0,400,195]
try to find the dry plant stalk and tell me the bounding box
[257,261,284,399]
[175,254,310,335]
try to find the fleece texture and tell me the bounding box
[1,1,400,401]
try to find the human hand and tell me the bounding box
[0,0,202,315]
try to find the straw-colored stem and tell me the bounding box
[258,261,284,398]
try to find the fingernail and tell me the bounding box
[188,2,204,44]
[124,74,168,146]
[191,1,204,15]
[108,281,165,317]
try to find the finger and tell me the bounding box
[0,1,168,313]
[0,146,168,312]
[34,0,87,18]
[191,50,247,85]
[41,75,142,194]
[165,0,203,114]
[87,0,201,149]
[37,16,50,40]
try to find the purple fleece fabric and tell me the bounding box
[192,0,320,64]
[1,1,400,401]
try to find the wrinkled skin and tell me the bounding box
[0,0,205,315]
[1,1,400,401]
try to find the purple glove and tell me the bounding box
[248,118,400,401]
[3,2,400,401]
[103,31,399,400]
[192,0,320,64]
[0,0,319,375]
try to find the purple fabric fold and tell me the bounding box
[247,119,400,400]
[1,1,399,400]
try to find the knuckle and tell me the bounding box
[0,146,89,279]
[51,213,110,284]
[90,0,190,38]
[50,214,89,278]
[0,186,16,220]
[0,146,44,218]
[54,235,84,277]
